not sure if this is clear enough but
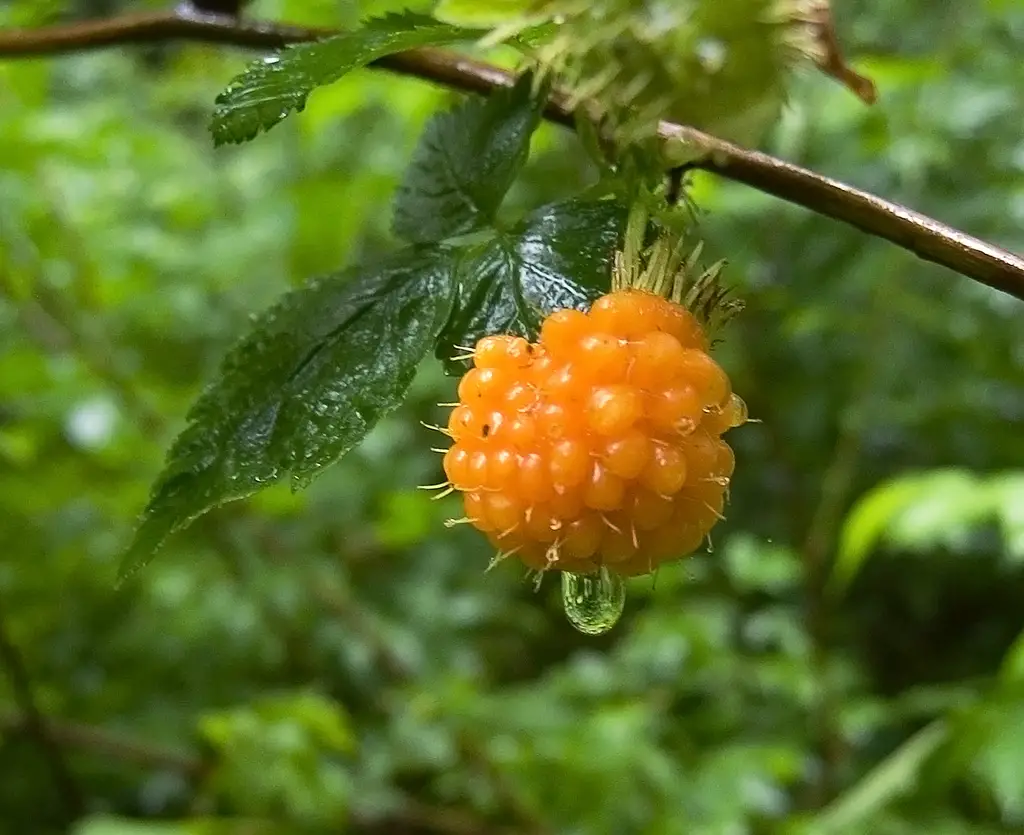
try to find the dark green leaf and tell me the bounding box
[392,73,544,243]
[210,13,478,146]
[120,248,456,579]
[436,198,626,370]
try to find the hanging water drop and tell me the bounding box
[561,567,625,636]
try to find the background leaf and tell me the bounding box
[120,248,455,578]
[392,72,544,243]
[210,13,477,146]
[811,721,949,834]
[433,0,536,26]
[832,470,1016,593]
[436,198,626,369]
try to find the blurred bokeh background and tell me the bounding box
[1,1,1023,833]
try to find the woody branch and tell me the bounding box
[1,7,1023,302]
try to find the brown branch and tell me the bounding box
[1,9,1023,302]
[0,599,85,820]
[0,711,205,776]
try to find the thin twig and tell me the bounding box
[798,279,894,807]
[0,597,86,820]
[1,10,1022,301]
[0,711,204,776]
[800,425,860,807]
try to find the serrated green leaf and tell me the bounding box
[120,248,456,579]
[392,73,544,243]
[436,198,626,370]
[210,13,478,146]
[812,721,949,834]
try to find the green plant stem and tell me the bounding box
[0,9,1022,302]
[0,596,86,821]
[802,424,862,806]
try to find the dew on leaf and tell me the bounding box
[561,566,625,636]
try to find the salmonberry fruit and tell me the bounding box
[438,287,747,579]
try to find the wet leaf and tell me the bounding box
[121,248,456,578]
[210,13,478,146]
[392,73,544,243]
[436,198,626,370]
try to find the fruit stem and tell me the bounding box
[613,198,744,335]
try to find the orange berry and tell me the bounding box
[586,385,642,435]
[631,488,674,530]
[550,438,590,488]
[602,527,638,563]
[543,364,588,403]
[703,392,749,435]
[464,491,490,529]
[714,442,736,480]
[444,446,470,488]
[629,331,688,390]
[549,486,585,518]
[646,384,702,434]
[678,428,720,476]
[561,515,603,561]
[525,505,562,543]
[590,289,658,339]
[473,335,514,368]
[676,481,726,532]
[467,449,489,488]
[488,448,518,485]
[518,452,554,503]
[537,401,572,440]
[577,333,630,382]
[500,414,537,450]
[530,345,554,378]
[646,519,704,561]
[448,405,481,443]
[655,304,707,350]
[473,335,533,371]
[443,287,742,580]
[599,429,651,480]
[640,441,688,496]
[583,461,625,511]
[458,366,507,403]
[677,349,731,408]
[513,541,552,571]
[484,492,521,532]
[503,381,536,411]
[540,308,590,356]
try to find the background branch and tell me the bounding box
[1,9,1022,302]
[0,596,85,820]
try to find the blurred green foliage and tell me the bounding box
[1,0,1023,833]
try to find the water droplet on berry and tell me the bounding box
[561,567,625,636]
